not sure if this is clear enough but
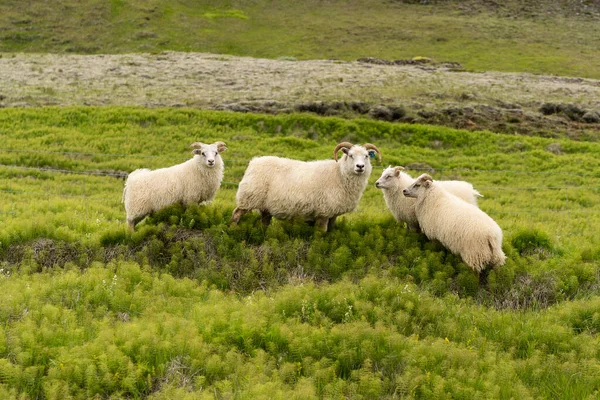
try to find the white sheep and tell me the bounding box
[375,166,482,232]
[231,142,382,231]
[403,173,505,279]
[123,141,227,231]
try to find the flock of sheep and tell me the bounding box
[123,141,505,281]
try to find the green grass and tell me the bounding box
[2,263,600,399]
[2,107,600,398]
[1,0,599,78]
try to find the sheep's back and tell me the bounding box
[417,189,501,253]
[236,157,345,218]
[438,181,480,206]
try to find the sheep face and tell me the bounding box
[191,141,227,168]
[403,174,433,198]
[340,146,373,176]
[375,166,403,189]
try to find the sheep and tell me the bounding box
[375,166,483,232]
[122,141,227,231]
[230,142,382,231]
[403,173,505,281]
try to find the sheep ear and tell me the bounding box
[424,180,432,188]
[192,149,202,155]
[393,166,404,176]
[190,142,205,149]
[341,148,349,155]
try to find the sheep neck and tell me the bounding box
[338,163,369,196]
[415,184,443,208]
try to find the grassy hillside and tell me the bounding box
[1,0,600,78]
[1,107,600,398]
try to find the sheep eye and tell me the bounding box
[349,155,354,159]
[386,175,390,179]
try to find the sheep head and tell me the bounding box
[375,165,404,189]
[403,174,433,198]
[334,142,379,176]
[190,141,226,168]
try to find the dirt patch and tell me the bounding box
[0,52,599,139]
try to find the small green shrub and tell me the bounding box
[511,229,554,257]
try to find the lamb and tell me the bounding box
[122,141,227,231]
[231,142,382,231]
[375,166,483,232]
[403,174,505,280]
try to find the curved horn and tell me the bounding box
[363,143,382,162]
[333,142,354,162]
[419,173,433,182]
[214,141,227,152]
[190,142,205,149]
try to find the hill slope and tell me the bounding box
[1,0,599,78]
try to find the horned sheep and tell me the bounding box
[123,141,227,231]
[375,166,482,232]
[403,174,505,280]
[231,142,382,231]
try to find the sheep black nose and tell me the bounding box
[402,189,408,195]
[356,164,364,169]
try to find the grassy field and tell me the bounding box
[1,0,599,398]
[1,107,600,398]
[1,0,600,78]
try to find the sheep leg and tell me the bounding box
[126,215,144,232]
[479,268,490,287]
[327,216,337,231]
[407,223,421,233]
[230,207,248,225]
[315,216,329,232]
[127,219,136,232]
[260,211,272,226]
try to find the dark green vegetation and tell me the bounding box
[1,0,600,78]
[1,107,600,398]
